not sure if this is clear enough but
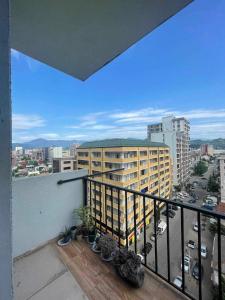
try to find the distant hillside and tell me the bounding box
[12,138,84,149]
[190,138,225,149]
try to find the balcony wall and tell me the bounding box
[12,169,87,258]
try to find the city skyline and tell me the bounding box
[12,0,225,142]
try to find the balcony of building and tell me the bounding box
[11,169,225,300]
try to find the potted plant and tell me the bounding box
[73,206,90,238]
[99,235,117,261]
[57,226,72,246]
[113,248,145,288]
[87,216,96,244]
[70,225,77,240]
[91,233,102,253]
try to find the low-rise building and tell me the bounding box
[53,157,77,173]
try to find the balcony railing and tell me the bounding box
[58,169,225,300]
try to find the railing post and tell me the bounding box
[154,200,158,273]
[133,193,137,253]
[143,196,147,266]
[197,211,202,300]
[83,178,87,206]
[217,217,222,299]
[181,207,185,293]
[166,202,170,282]
[125,191,128,249]
[118,189,121,247]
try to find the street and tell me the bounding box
[134,161,217,299]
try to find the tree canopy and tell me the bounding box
[194,160,208,176]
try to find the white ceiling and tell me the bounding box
[11,0,192,81]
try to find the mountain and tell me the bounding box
[190,138,225,149]
[12,138,84,149]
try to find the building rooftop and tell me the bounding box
[78,138,168,149]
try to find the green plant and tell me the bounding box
[73,206,90,227]
[59,226,71,238]
[99,235,117,259]
[208,175,219,193]
[194,160,208,176]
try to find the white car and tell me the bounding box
[193,223,198,232]
[201,244,207,258]
[173,276,183,289]
[187,240,196,249]
[181,255,191,273]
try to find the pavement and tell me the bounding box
[13,243,88,300]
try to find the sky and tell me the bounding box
[12,0,225,143]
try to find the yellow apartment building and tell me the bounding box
[77,139,172,246]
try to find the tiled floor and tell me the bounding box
[13,243,88,300]
[56,239,188,300]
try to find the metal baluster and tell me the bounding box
[105,186,107,234]
[143,196,147,266]
[111,187,113,237]
[94,182,96,227]
[218,217,222,299]
[118,189,120,247]
[89,181,92,217]
[133,193,137,253]
[166,202,170,282]
[197,211,202,300]
[100,183,102,233]
[154,200,158,273]
[125,191,128,249]
[181,207,185,292]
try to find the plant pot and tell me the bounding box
[70,226,77,240]
[82,227,88,238]
[92,241,101,253]
[57,234,71,246]
[88,234,96,244]
[101,251,113,262]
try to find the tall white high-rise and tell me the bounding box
[148,115,190,186]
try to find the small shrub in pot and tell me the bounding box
[99,235,117,261]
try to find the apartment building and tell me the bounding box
[53,158,77,173]
[200,144,214,157]
[218,156,225,203]
[77,139,172,246]
[48,147,63,159]
[148,115,190,187]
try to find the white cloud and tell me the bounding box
[12,114,46,130]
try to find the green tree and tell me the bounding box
[208,175,219,193]
[194,160,208,176]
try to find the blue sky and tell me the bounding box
[12,0,225,142]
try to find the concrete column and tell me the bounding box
[0,0,13,299]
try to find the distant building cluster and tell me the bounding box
[12,144,79,178]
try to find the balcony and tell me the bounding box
[12,170,225,300]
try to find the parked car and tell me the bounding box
[193,223,198,232]
[187,240,196,249]
[162,210,175,218]
[181,255,191,273]
[192,262,203,280]
[168,204,178,211]
[182,192,189,197]
[173,276,183,289]
[201,244,207,258]
[202,203,214,211]
[150,233,158,242]
[188,199,196,204]
[157,220,167,235]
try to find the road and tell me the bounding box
[133,162,217,299]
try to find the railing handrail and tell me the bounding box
[87,177,225,220]
[57,168,125,185]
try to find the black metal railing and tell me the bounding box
[58,170,225,300]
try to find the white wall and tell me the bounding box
[12,169,87,258]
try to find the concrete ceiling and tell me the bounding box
[11,0,192,81]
